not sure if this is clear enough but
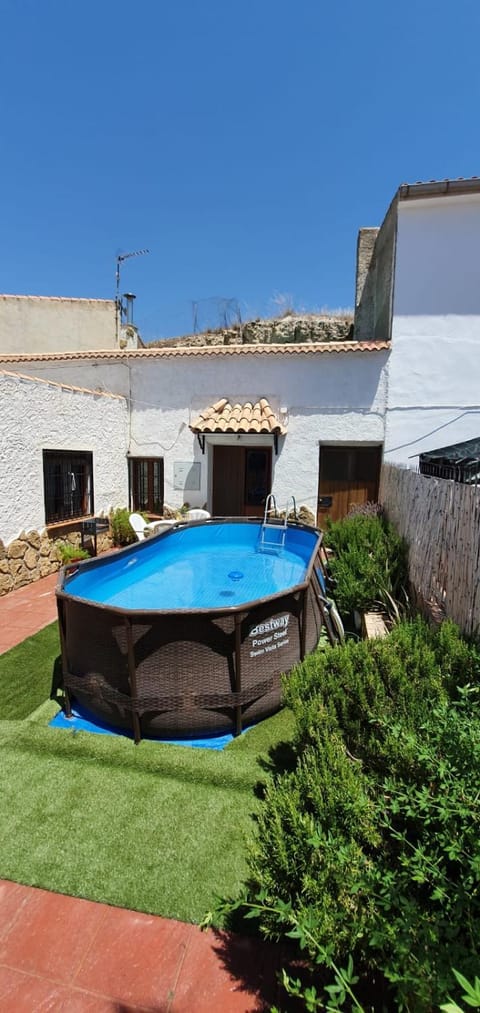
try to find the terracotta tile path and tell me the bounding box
[0,574,288,1011]
[0,571,59,654]
[0,881,288,1012]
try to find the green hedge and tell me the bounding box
[324,513,409,617]
[109,507,146,546]
[230,620,480,1010]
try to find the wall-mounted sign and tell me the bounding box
[174,461,201,491]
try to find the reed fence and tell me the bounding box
[379,463,480,636]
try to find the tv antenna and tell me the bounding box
[115,248,150,337]
[115,248,150,304]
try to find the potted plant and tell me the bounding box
[56,542,91,565]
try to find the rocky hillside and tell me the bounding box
[147,312,354,348]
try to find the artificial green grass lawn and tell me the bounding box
[0,623,294,923]
[0,622,60,719]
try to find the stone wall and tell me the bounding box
[354,199,397,343]
[355,228,379,342]
[355,228,379,308]
[373,200,397,342]
[151,312,354,348]
[0,527,112,596]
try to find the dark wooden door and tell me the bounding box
[212,446,272,517]
[212,446,245,516]
[317,446,382,523]
[130,458,164,515]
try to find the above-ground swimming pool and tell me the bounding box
[56,518,330,742]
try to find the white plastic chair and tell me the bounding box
[130,513,177,541]
[129,513,148,541]
[148,519,176,534]
[185,508,211,521]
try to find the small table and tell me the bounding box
[81,517,110,556]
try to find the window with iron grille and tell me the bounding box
[129,457,164,514]
[43,450,94,524]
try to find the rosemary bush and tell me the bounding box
[324,513,408,617]
[219,620,480,1010]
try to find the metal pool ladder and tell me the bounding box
[258,494,297,553]
[285,495,297,521]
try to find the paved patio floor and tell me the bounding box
[0,572,58,654]
[0,880,288,1012]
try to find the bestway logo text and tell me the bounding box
[249,615,290,638]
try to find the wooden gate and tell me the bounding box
[317,446,382,523]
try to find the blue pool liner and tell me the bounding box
[63,521,317,612]
[49,704,237,750]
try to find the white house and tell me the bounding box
[1,176,480,594]
[0,339,388,537]
[355,177,480,465]
[0,367,129,592]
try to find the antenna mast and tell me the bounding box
[115,248,150,340]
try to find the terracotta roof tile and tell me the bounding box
[0,341,390,365]
[191,398,287,435]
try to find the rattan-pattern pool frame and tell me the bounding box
[56,518,335,742]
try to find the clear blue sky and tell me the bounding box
[1,0,479,341]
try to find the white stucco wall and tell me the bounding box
[385,194,480,464]
[0,296,118,354]
[0,371,129,544]
[8,357,132,398]
[2,347,388,520]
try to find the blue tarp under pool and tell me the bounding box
[49,704,237,749]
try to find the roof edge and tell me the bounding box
[0,368,126,401]
[0,293,116,306]
[398,177,480,201]
[0,340,390,364]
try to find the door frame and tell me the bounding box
[209,437,274,517]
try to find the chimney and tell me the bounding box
[123,292,136,325]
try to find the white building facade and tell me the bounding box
[0,341,388,555]
[2,176,480,594]
[0,369,129,546]
[356,178,480,466]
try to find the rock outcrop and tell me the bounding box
[150,312,354,348]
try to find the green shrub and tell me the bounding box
[441,970,480,1012]
[224,620,480,1010]
[56,542,90,564]
[324,513,408,617]
[433,619,480,696]
[365,697,480,1009]
[285,618,449,777]
[109,507,144,546]
[247,730,379,954]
